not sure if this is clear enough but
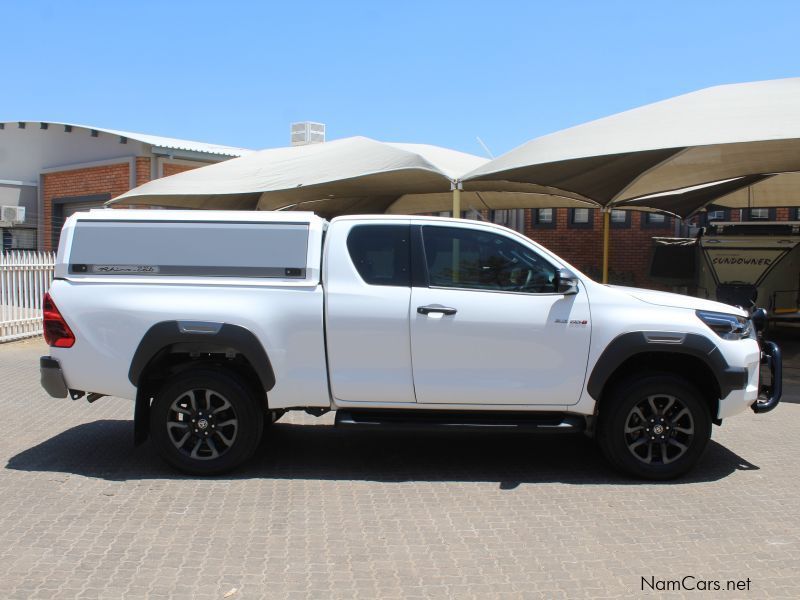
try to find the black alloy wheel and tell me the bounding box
[597,374,711,480]
[150,369,264,475]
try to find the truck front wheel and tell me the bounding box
[597,375,711,480]
[150,369,264,475]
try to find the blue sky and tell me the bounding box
[2,1,799,156]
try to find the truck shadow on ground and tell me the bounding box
[6,420,759,487]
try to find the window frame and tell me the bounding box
[568,208,594,229]
[705,208,729,223]
[418,224,563,296]
[533,208,557,229]
[610,209,631,229]
[642,211,672,229]
[745,207,776,221]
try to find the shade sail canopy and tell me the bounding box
[109,136,488,210]
[616,172,800,217]
[464,78,800,207]
[109,135,596,217]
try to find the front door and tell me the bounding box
[410,224,591,406]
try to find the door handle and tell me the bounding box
[417,305,457,316]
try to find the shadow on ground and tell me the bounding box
[6,419,759,487]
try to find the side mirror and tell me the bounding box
[554,268,579,295]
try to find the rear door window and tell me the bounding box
[346,225,410,287]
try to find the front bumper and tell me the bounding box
[40,356,68,399]
[752,341,782,413]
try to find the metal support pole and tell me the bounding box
[450,181,463,282]
[602,208,610,284]
[451,180,462,218]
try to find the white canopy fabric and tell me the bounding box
[109,135,596,217]
[464,78,800,207]
[616,172,800,217]
[110,136,486,212]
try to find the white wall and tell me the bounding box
[0,123,147,183]
[0,183,37,228]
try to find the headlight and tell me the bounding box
[696,310,754,340]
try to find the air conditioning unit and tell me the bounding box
[290,121,326,146]
[1,206,26,223]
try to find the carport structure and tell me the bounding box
[110,136,595,217]
[464,77,800,281]
[112,78,800,283]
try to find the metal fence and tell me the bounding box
[0,251,56,343]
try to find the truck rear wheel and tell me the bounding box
[150,369,264,475]
[597,375,711,480]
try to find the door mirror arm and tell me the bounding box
[554,268,579,295]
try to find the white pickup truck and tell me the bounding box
[40,210,782,479]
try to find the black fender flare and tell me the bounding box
[586,331,748,402]
[130,321,275,445]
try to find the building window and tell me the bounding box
[706,209,728,222]
[610,209,631,228]
[10,228,37,250]
[795,208,800,220]
[643,212,671,229]
[568,208,594,229]
[746,208,775,221]
[534,208,556,229]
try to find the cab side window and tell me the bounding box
[421,226,556,293]
[346,225,410,286]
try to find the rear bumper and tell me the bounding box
[40,356,69,399]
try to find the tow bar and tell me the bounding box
[752,340,782,413]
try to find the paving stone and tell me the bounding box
[0,337,798,599]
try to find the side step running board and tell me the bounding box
[335,410,585,434]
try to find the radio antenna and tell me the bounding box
[476,137,494,159]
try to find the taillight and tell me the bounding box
[43,293,75,348]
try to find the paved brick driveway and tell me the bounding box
[0,336,798,599]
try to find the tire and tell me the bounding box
[150,368,264,475]
[597,374,711,480]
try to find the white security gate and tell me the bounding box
[0,251,56,343]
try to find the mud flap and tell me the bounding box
[134,388,151,446]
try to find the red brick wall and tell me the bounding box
[42,162,131,251]
[41,158,216,250]
[135,157,151,186]
[162,162,201,177]
[524,209,674,289]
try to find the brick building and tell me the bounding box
[498,205,798,289]
[524,207,676,287]
[0,122,249,251]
